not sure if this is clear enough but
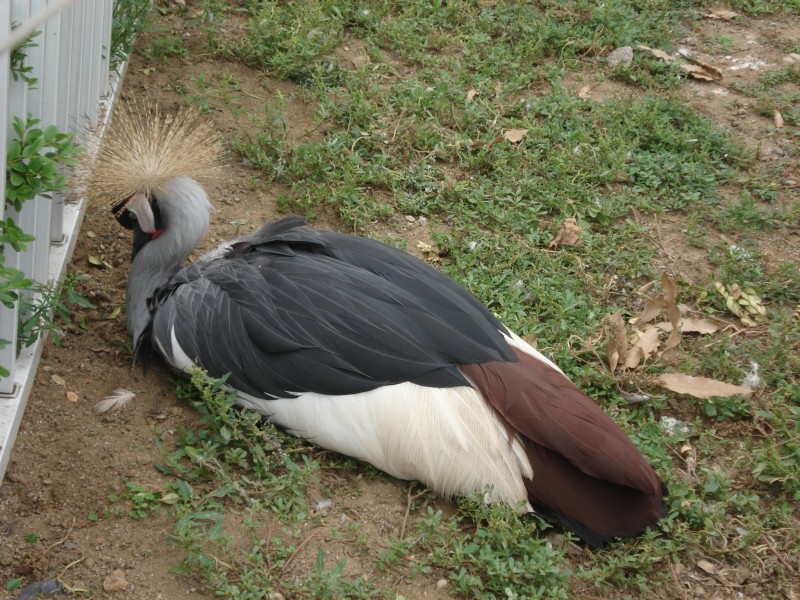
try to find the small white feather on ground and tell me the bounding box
[94,389,137,414]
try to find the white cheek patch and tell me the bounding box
[126,193,156,234]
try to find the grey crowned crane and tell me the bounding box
[81,104,667,547]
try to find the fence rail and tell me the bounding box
[1,0,118,482]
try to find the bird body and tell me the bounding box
[82,106,667,547]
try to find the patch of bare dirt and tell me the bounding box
[563,14,800,292]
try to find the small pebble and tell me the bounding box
[66,391,79,403]
[51,374,66,386]
[436,579,450,590]
[103,569,127,593]
[405,215,416,223]
[623,392,651,404]
[607,46,633,67]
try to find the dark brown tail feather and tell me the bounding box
[459,349,667,547]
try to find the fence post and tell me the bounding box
[0,1,18,397]
[1,0,117,481]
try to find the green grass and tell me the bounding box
[114,1,800,598]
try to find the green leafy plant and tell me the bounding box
[110,0,152,72]
[5,115,83,211]
[0,220,35,313]
[17,273,95,350]
[125,481,162,519]
[9,28,40,86]
[2,116,84,375]
[143,31,188,60]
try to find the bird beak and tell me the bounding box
[125,193,157,234]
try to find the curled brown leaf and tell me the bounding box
[624,326,661,370]
[550,218,582,248]
[504,128,528,144]
[605,312,628,372]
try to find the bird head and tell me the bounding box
[75,102,222,224]
[111,192,163,259]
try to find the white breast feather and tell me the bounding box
[238,382,533,508]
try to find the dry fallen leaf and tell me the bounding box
[774,109,784,128]
[662,273,677,303]
[624,326,661,370]
[703,9,738,20]
[634,274,680,353]
[466,89,478,103]
[680,443,697,478]
[578,85,592,100]
[696,559,718,575]
[682,56,723,81]
[605,312,628,372]
[549,218,582,248]
[637,44,675,63]
[88,255,113,269]
[661,274,681,351]
[469,137,504,150]
[635,298,667,326]
[684,56,725,81]
[657,373,753,398]
[51,374,66,386]
[417,241,440,264]
[638,47,723,82]
[683,67,715,82]
[681,317,721,334]
[504,128,528,144]
[656,317,721,335]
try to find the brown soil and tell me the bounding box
[1,7,798,600]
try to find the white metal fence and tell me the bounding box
[0,0,117,481]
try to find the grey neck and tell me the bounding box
[125,177,212,349]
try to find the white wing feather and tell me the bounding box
[94,388,137,414]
